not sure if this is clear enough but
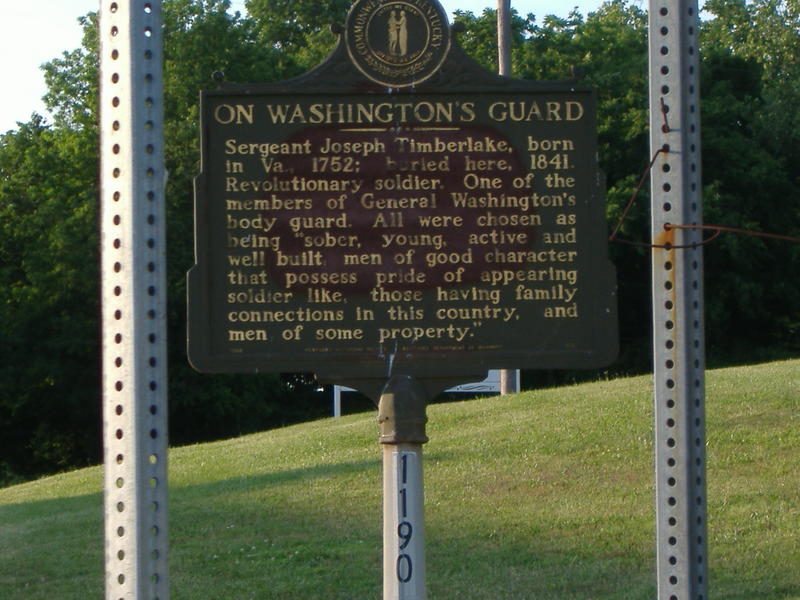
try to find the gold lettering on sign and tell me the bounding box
[214,97,590,351]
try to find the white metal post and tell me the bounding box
[100,1,170,598]
[379,376,429,600]
[648,1,708,598]
[497,0,519,395]
[383,445,426,600]
[497,0,512,77]
[334,385,342,418]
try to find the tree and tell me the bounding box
[699,1,800,355]
[158,0,332,447]
[244,0,352,57]
[486,2,652,372]
[0,0,328,484]
[455,0,800,370]
[0,118,100,481]
[451,7,534,73]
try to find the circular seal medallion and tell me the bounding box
[345,0,451,88]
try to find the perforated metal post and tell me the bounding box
[100,1,169,598]
[648,1,708,599]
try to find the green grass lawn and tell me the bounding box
[1,360,798,599]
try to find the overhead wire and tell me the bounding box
[607,97,800,249]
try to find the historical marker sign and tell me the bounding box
[188,0,617,384]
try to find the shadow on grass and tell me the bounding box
[2,455,798,600]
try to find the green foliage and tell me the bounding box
[0,1,328,485]
[700,52,797,350]
[517,3,652,370]
[0,118,100,480]
[452,7,533,73]
[456,2,651,372]
[453,0,800,365]
[42,14,99,130]
[245,0,352,55]
[699,0,800,353]
[156,0,333,448]
[240,0,356,73]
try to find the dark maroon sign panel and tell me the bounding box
[188,21,617,380]
[189,91,617,378]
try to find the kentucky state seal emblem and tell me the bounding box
[345,0,451,88]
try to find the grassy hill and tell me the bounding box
[1,360,798,599]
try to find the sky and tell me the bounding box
[0,0,612,133]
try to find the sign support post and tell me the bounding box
[648,1,708,598]
[497,0,519,396]
[379,376,429,600]
[100,1,170,598]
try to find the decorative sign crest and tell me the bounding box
[345,0,451,88]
